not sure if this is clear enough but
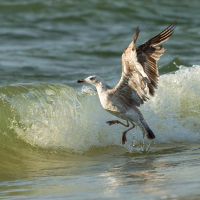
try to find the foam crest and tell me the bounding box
[139,65,200,143]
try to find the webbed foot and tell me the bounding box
[122,132,127,144]
[106,120,119,126]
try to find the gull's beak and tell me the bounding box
[77,79,85,83]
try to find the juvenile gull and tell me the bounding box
[77,19,178,144]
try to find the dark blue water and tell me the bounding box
[0,0,199,88]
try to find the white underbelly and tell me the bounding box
[98,91,140,121]
[105,109,125,119]
[105,107,140,122]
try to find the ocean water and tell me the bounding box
[0,0,200,199]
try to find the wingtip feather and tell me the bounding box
[132,26,140,50]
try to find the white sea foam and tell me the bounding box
[5,65,200,152]
[140,65,200,143]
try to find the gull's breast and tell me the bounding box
[98,91,127,118]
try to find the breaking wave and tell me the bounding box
[0,65,200,153]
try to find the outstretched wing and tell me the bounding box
[110,19,178,107]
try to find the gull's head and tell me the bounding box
[77,75,103,87]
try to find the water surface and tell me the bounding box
[0,0,200,199]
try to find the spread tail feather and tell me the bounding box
[146,127,155,139]
[137,119,155,140]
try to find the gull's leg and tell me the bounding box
[142,133,145,151]
[143,133,145,146]
[106,120,129,127]
[122,122,135,144]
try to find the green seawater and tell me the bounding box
[0,0,200,199]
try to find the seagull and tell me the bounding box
[77,19,178,144]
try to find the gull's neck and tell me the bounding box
[96,80,110,94]
[95,80,111,109]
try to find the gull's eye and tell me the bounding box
[90,77,95,81]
